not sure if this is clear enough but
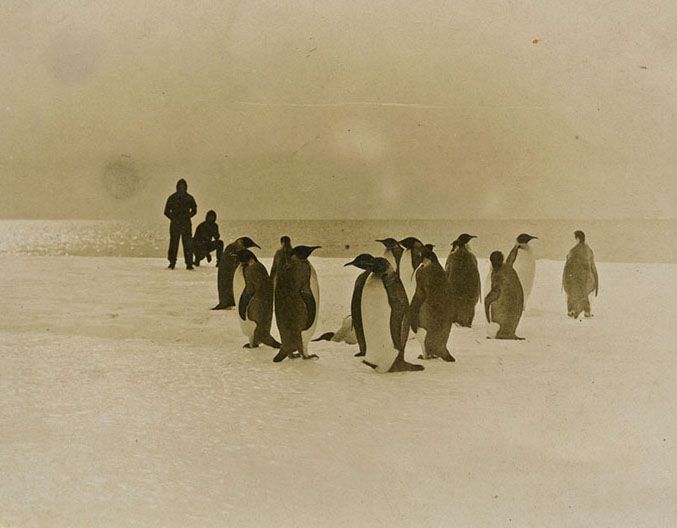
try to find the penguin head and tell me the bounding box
[454,233,477,247]
[238,237,261,249]
[292,245,321,260]
[370,257,392,276]
[205,210,217,223]
[233,249,258,265]
[280,235,292,247]
[375,238,401,250]
[516,233,538,244]
[574,230,585,243]
[344,253,375,270]
[398,236,423,250]
[490,250,504,271]
[421,244,439,265]
[176,178,187,193]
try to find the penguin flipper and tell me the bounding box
[238,286,255,321]
[300,286,317,331]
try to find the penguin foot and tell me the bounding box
[212,303,232,310]
[273,350,289,362]
[243,343,259,349]
[417,354,435,360]
[439,351,456,362]
[302,354,319,360]
[289,351,302,359]
[390,360,424,372]
[362,360,377,370]
[584,312,593,318]
[354,351,366,357]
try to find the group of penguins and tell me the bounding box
[208,231,599,373]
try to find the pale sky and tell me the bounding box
[1,0,675,219]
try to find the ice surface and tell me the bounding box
[1,255,675,527]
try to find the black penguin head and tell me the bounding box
[205,210,217,223]
[574,230,586,243]
[344,253,375,270]
[176,178,187,193]
[370,257,392,276]
[375,238,401,250]
[454,233,477,246]
[238,237,261,249]
[233,249,257,264]
[490,250,504,271]
[398,236,423,249]
[516,233,538,244]
[292,245,321,260]
[422,244,439,264]
[280,235,291,247]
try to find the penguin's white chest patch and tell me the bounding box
[361,275,398,373]
[399,249,417,302]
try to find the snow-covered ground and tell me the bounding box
[1,255,675,527]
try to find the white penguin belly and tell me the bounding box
[301,264,320,352]
[399,249,417,302]
[361,275,398,373]
[513,248,535,303]
[233,265,256,343]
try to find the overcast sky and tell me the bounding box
[1,0,675,220]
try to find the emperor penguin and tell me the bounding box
[506,233,538,307]
[232,249,281,349]
[445,234,481,327]
[273,245,321,362]
[361,257,424,373]
[562,230,599,318]
[397,237,425,301]
[214,236,260,310]
[344,253,376,357]
[410,246,455,361]
[375,238,403,273]
[484,251,524,340]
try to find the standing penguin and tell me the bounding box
[344,253,375,357]
[410,246,455,361]
[397,237,425,301]
[484,251,524,340]
[445,234,481,327]
[376,238,404,273]
[562,230,599,318]
[214,236,260,310]
[360,257,424,373]
[232,249,281,349]
[273,245,321,362]
[506,233,538,307]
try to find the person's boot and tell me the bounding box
[186,263,194,270]
[168,262,175,270]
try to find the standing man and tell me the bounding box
[164,178,197,270]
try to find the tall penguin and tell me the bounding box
[445,234,481,327]
[214,236,260,310]
[273,245,321,362]
[562,230,599,318]
[376,238,403,273]
[397,237,425,302]
[506,233,538,307]
[232,249,281,349]
[361,257,424,373]
[410,246,455,361]
[484,251,524,340]
[344,253,375,357]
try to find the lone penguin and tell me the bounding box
[311,315,357,345]
[214,236,260,310]
[445,233,481,327]
[506,233,538,307]
[376,238,404,273]
[360,257,424,373]
[484,251,524,340]
[562,230,599,318]
[273,245,321,361]
[232,249,281,349]
[410,246,455,361]
[344,253,376,357]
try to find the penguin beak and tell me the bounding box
[253,243,261,249]
[470,235,477,239]
[344,261,355,267]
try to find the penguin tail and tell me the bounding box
[312,332,335,342]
